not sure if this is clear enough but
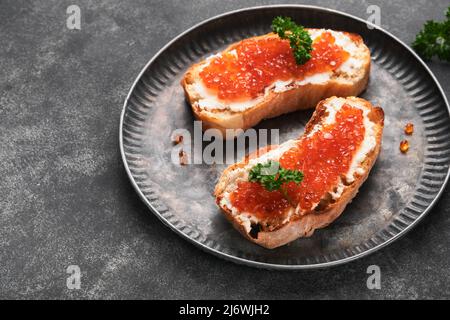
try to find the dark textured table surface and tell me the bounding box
[1,0,449,299]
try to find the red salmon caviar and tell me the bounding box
[400,140,409,153]
[230,104,365,217]
[404,123,414,135]
[200,32,350,101]
[229,181,291,221]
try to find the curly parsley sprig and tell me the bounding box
[412,7,450,62]
[271,16,313,65]
[248,160,304,192]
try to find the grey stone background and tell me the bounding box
[1,0,449,299]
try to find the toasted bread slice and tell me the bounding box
[214,97,384,249]
[182,29,371,135]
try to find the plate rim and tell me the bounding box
[119,4,450,270]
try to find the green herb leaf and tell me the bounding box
[412,7,450,62]
[248,160,304,192]
[271,16,313,65]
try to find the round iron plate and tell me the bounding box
[120,5,450,269]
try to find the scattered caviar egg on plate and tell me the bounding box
[404,123,414,135]
[400,140,409,153]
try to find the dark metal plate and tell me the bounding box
[120,5,450,269]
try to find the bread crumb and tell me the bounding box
[172,134,184,145]
[179,150,188,165]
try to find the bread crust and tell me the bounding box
[214,97,384,249]
[182,31,371,135]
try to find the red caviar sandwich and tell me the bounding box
[182,17,371,134]
[214,97,384,248]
